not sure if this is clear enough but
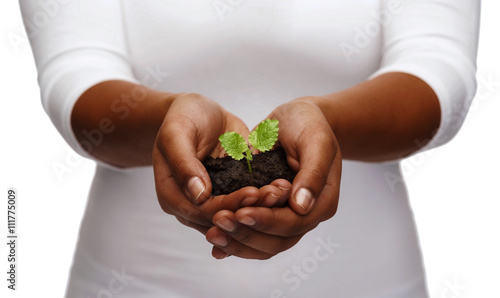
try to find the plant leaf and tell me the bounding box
[218,132,248,160]
[248,119,279,152]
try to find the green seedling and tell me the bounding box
[218,119,279,173]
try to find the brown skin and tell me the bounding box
[73,85,291,230]
[208,73,440,259]
[71,81,173,167]
[315,72,440,161]
[71,72,440,260]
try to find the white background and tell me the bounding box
[1,1,499,297]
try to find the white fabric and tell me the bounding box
[20,0,480,297]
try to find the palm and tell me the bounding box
[153,93,282,234]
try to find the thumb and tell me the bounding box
[287,129,338,215]
[156,120,213,204]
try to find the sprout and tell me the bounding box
[218,119,279,173]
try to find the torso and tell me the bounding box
[66,2,428,297]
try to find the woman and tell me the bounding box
[21,0,480,297]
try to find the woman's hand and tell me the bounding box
[206,98,342,259]
[153,93,289,234]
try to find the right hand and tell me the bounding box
[152,93,290,234]
[206,99,341,259]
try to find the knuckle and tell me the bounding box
[278,218,299,236]
[288,218,312,236]
[321,199,339,221]
[177,92,202,100]
[287,222,302,236]
[158,201,173,215]
[327,205,338,219]
[156,193,175,215]
[175,215,189,226]
[160,119,182,137]
[227,243,245,257]
[172,158,190,173]
[233,229,253,244]
[312,129,335,148]
[156,126,181,153]
[308,167,329,185]
[198,211,214,227]
[268,242,287,256]
[178,202,199,218]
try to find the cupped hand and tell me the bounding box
[153,93,289,234]
[207,98,342,259]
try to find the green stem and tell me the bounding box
[246,156,252,173]
[244,149,253,173]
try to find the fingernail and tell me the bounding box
[238,216,256,226]
[216,218,235,232]
[295,188,314,212]
[270,192,280,198]
[209,235,228,247]
[187,177,205,203]
[278,186,291,191]
[214,250,230,260]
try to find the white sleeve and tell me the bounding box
[370,0,480,151]
[20,0,139,160]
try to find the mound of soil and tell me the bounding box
[203,147,295,196]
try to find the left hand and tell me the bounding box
[206,98,342,259]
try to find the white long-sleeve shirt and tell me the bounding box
[21,1,480,297]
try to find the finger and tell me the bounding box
[211,211,302,257]
[211,246,231,260]
[197,186,262,216]
[177,186,262,226]
[256,179,291,207]
[270,178,292,190]
[292,136,336,215]
[153,145,202,218]
[154,146,262,227]
[210,111,251,158]
[234,206,317,237]
[269,101,338,215]
[157,96,226,204]
[206,227,273,260]
[257,185,283,207]
[225,112,251,139]
[235,155,340,237]
[156,121,213,204]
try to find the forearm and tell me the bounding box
[71,80,175,167]
[312,72,441,161]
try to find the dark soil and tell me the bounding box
[203,147,296,196]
